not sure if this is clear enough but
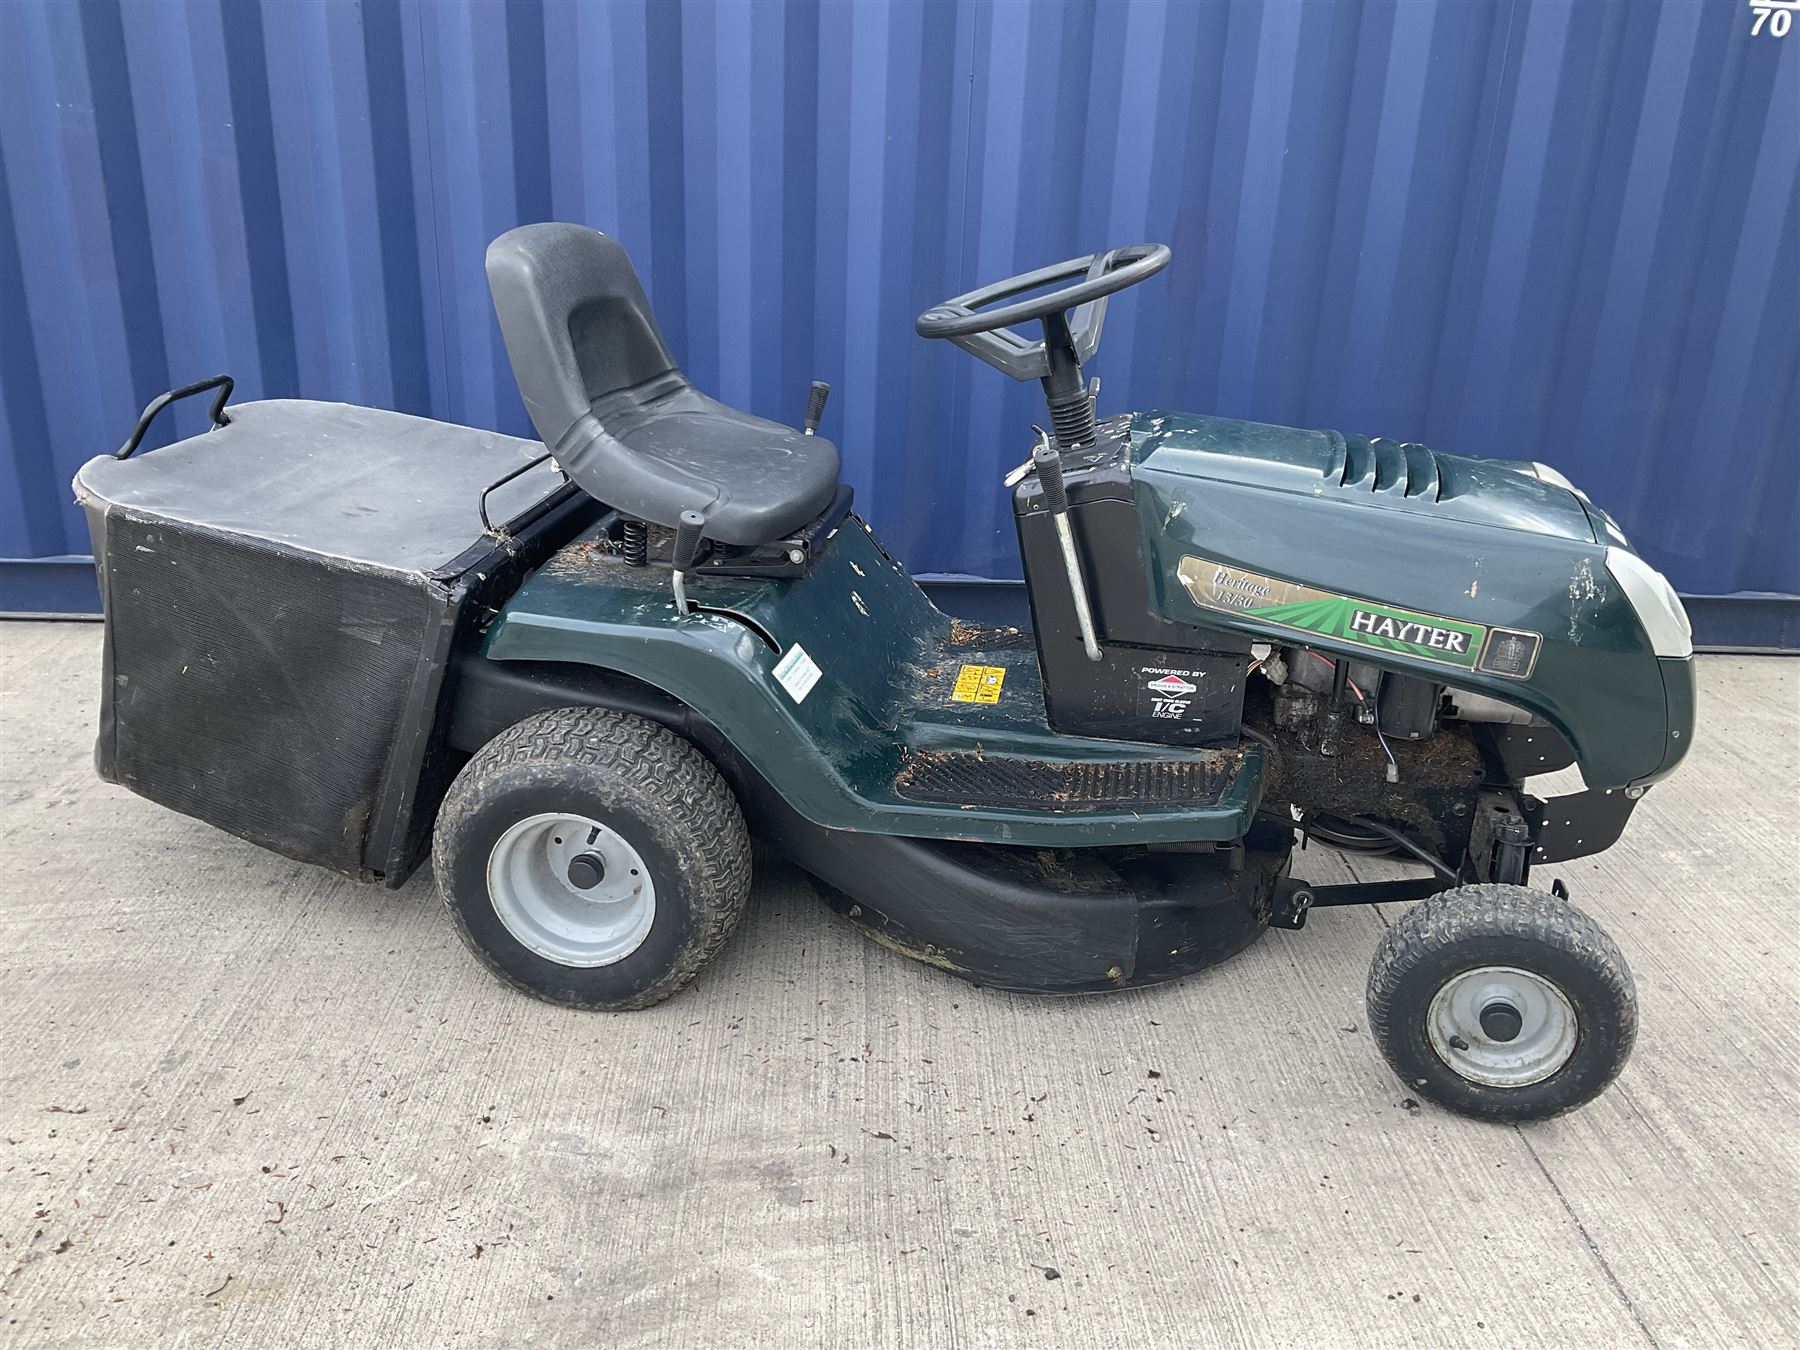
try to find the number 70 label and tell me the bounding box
[1751,1,1795,37]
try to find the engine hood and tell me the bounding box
[1130,412,1596,543]
[1122,409,1686,790]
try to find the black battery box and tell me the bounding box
[1012,419,1250,748]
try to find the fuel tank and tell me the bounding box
[1124,412,1694,791]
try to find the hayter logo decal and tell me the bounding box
[1347,608,1471,655]
[1175,554,1536,678]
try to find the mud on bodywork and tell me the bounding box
[1244,682,1487,858]
[945,618,1034,649]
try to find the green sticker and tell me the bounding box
[1178,554,1497,671]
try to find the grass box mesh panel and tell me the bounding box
[91,514,438,875]
[75,400,569,881]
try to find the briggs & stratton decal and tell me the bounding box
[1139,667,1202,720]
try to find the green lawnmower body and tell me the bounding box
[488,409,1693,848]
[487,508,1266,847]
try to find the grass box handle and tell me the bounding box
[115,374,234,459]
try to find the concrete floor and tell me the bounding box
[0,623,1795,1348]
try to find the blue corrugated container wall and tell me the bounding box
[1,0,1796,627]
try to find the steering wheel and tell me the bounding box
[915,244,1170,381]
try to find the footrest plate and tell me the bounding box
[894,748,1244,812]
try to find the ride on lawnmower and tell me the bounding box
[75,225,1694,1121]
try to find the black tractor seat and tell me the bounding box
[487,223,839,547]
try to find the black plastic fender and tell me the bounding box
[764,813,1293,995]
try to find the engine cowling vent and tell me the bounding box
[1327,432,1446,501]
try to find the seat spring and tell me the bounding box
[621,519,648,567]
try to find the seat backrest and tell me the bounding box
[486,223,682,452]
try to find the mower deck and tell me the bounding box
[485,517,1264,847]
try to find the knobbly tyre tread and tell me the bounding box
[433,707,752,1010]
[1366,883,1636,1121]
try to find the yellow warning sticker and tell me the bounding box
[951,664,1007,704]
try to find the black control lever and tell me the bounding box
[804,381,831,436]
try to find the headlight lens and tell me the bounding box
[1605,548,1692,658]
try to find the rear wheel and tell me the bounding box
[1366,884,1636,1121]
[433,707,751,1010]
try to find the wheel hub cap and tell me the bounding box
[1480,1000,1524,1043]
[486,813,655,968]
[566,853,606,890]
[1427,966,1577,1087]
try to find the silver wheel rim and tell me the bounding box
[486,812,655,967]
[1427,965,1577,1088]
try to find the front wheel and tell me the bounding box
[433,707,752,1010]
[1366,884,1636,1122]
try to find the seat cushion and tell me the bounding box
[559,385,841,546]
[488,226,841,544]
